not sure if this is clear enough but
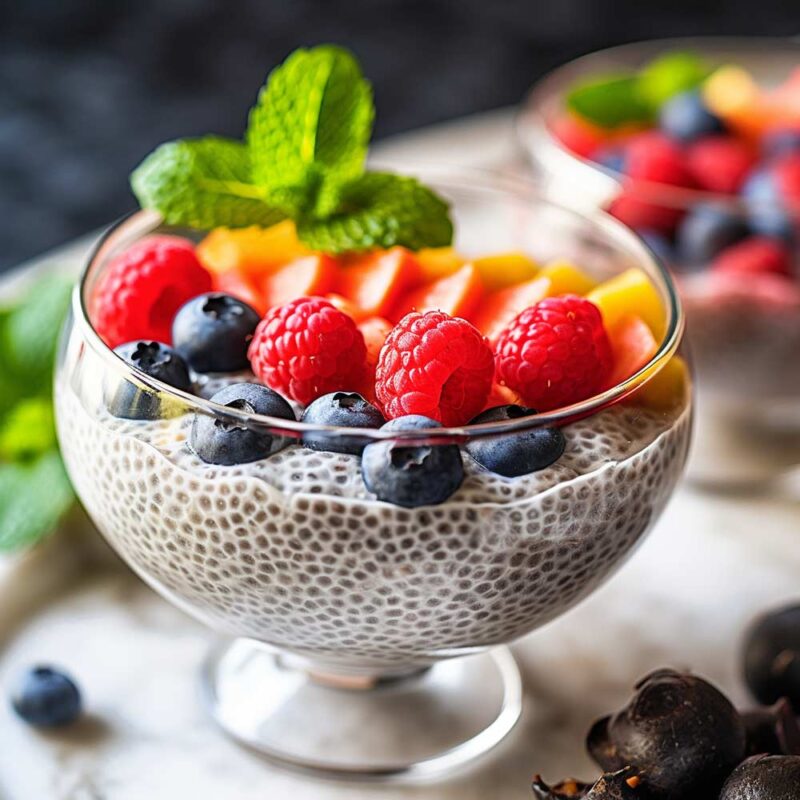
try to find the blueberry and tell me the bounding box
[720,755,800,800]
[587,669,745,798]
[658,90,726,142]
[466,405,565,477]
[361,415,464,508]
[638,229,674,267]
[109,341,192,419]
[172,293,260,373]
[301,392,385,455]
[11,666,82,728]
[585,768,652,799]
[742,170,795,243]
[675,203,749,265]
[190,382,295,465]
[742,698,800,757]
[764,128,800,160]
[594,148,626,174]
[743,604,800,713]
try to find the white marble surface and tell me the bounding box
[1,108,799,799]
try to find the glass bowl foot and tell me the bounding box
[201,638,522,782]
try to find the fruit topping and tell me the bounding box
[91,235,212,349]
[531,776,592,799]
[586,668,746,799]
[537,260,597,296]
[551,113,607,159]
[719,754,800,800]
[466,405,565,477]
[712,237,793,277]
[744,604,800,713]
[248,297,367,406]
[11,665,82,728]
[109,341,192,420]
[495,295,612,411]
[338,247,420,318]
[416,247,464,282]
[742,698,800,757]
[259,254,338,309]
[625,132,693,188]
[764,128,800,160]
[301,392,385,455]
[361,415,464,507]
[212,268,267,315]
[392,263,483,321]
[473,275,551,342]
[190,382,295,465]
[685,135,756,194]
[196,221,310,275]
[675,204,749,266]
[632,355,688,411]
[607,193,683,237]
[658,90,725,142]
[375,310,494,426]
[606,315,658,389]
[471,251,538,290]
[172,293,261,373]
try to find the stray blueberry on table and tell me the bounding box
[11,665,82,728]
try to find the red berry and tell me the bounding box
[686,135,756,194]
[374,311,494,426]
[773,153,800,209]
[608,191,683,235]
[625,132,694,188]
[91,235,212,349]
[494,295,612,411]
[712,236,793,277]
[550,113,605,159]
[248,297,367,406]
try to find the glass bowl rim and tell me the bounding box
[518,35,800,214]
[71,167,685,443]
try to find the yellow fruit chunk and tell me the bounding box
[197,221,310,275]
[471,251,538,291]
[633,356,689,410]
[417,247,464,282]
[539,260,596,296]
[587,268,666,341]
[703,65,759,119]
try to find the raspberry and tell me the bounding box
[550,113,605,159]
[686,136,756,194]
[374,311,494,426]
[712,236,793,277]
[608,191,683,236]
[494,295,612,411]
[625,132,694,188]
[248,297,367,406]
[773,153,800,209]
[91,235,212,348]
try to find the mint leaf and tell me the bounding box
[247,45,373,215]
[566,74,653,129]
[297,171,453,253]
[638,51,710,108]
[2,273,73,394]
[131,137,285,230]
[0,398,57,461]
[0,452,74,551]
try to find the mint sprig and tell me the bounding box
[130,45,452,253]
[131,137,286,230]
[0,274,75,552]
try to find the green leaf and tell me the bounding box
[247,45,374,215]
[2,273,73,394]
[638,51,710,108]
[296,171,453,254]
[0,452,74,551]
[130,137,286,230]
[0,398,57,461]
[566,74,653,129]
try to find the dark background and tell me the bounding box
[1,0,799,272]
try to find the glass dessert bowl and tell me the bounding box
[55,171,691,779]
[519,37,800,486]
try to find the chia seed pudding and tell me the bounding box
[56,371,690,669]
